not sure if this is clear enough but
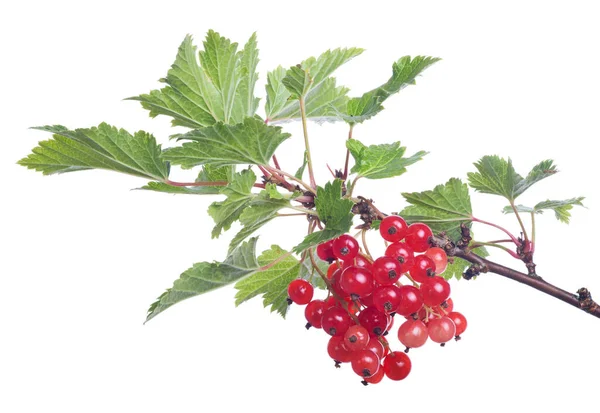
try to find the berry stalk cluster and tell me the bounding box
[287,215,467,385]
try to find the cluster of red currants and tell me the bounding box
[287,215,467,385]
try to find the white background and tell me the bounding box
[1,1,599,412]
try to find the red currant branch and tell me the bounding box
[435,233,600,319]
[356,198,600,319]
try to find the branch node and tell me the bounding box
[577,288,599,314]
[457,223,472,249]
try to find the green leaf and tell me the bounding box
[270,78,350,123]
[467,156,558,202]
[294,180,354,253]
[265,47,363,123]
[232,32,260,121]
[128,31,259,128]
[443,247,489,281]
[282,65,313,98]
[19,123,169,180]
[343,56,441,123]
[503,197,585,224]
[208,169,257,238]
[400,178,473,241]
[162,117,291,168]
[228,186,291,252]
[346,139,427,179]
[514,160,558,198]
[262,183,285,199]
[140,165,234,195]
[265,67,291,121]
[146,238,260,322]
[234,245,299,317]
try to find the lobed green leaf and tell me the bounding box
[467,156,558,202]
[228,186,291,252]
[146,238,260,322]
[342,55,441,124]
[19,123,169,181]
[234,245,299,317]
[400,178,473,241]
[128,31,260,128]
[503,197,585,224]
[346,139,427,179]
[293,180,354,253]
[266,47,363,123]
[162,117,291,168]
[208,169,257,238]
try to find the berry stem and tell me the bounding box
[510,201,530,242]
[286,206,318,216]
[348,176,361,197]
[165,179,228,187]
[471,216,520,246]
[299,96,317,189]
[308,248,360,324]
[343,124,354,180]
[469,241,521,259]
[272,155,281,170]
[263,165,316,195]
[530,211,536,254]
[361,229,373,261]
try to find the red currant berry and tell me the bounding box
[326,262,340,278]
[385,242,415,271]
[342,253,373,271]
[324,296,337,309]
[396,285,424,317]
[424,247,448,275]
[372,256,403,285]
[358,307,388,337]
[405,223,433,252]
[316,240,336,263]
[420,276,451,307]
[335,296,360,315]
[287,279,314,305]
[344,325,370,351]
[428,316,456,344]
[358,292,374,307]
[321,306,353,337]
[448,311,467,337]
[365,336,387,359]
[372,285,402,314]
[351,350,380,378]
[383,351,412,381]
[327,336,353,364]
[332,234,359,262]
[435,297,454,315]
[411,254,436,283]
[340,266,374,298]
[329,269,348,298]
[379,215,408,242]
[304,299,326,329]
[398,319,428,349]
[362,364,385,384]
